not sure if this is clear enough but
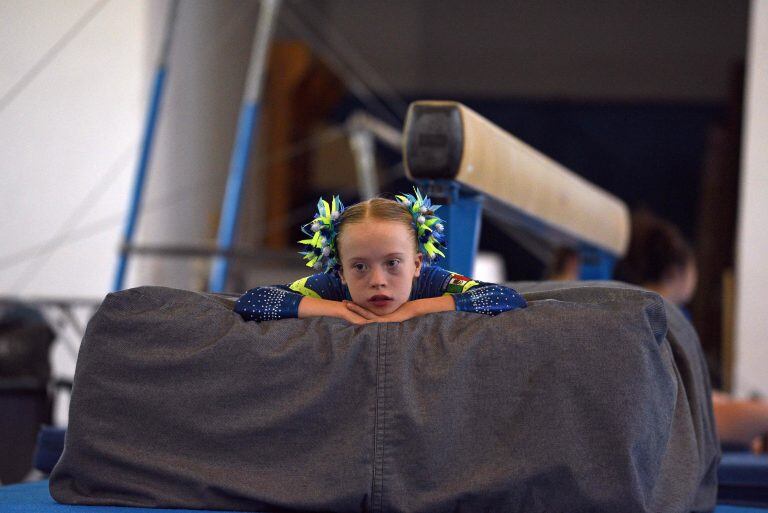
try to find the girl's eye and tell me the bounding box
[352,263,367,272]
[387,259,401,269]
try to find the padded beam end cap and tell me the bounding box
[403,102,464,180]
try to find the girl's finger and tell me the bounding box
[347,310,373,325]
[345,301,377,319]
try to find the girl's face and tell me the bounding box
[338,219,423,315]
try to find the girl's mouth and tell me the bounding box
[368,295,393,307]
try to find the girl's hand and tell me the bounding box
[344,299,450,323]
[298,297,371,325]
[337,304,372,325]
[342,300,381,321]
[377,301,422,322]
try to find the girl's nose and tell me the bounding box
[369,267,386,288]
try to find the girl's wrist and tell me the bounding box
[412,295,455,315]
[298,296,340,319]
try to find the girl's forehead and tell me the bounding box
[340,220,414,255]
[343,218,411,236]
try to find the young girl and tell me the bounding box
[235,189,526,324]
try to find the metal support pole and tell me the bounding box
[209,0,281,293]
[113,0,180,291]
[349,129,379,200]
[346,110,401,201]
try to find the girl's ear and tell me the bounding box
[414,253,424,277]
[338,267,346,284]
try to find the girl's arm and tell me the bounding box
[235,273,368,323]
[451,283,527,316]
[422,266,527,316]
[298,296,369,324]
[235,285,303,322]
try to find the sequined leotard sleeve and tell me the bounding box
[234,273,348,322]
[413,266,527,316]
[234,266,526,322]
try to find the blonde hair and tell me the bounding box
[336,197,418,258]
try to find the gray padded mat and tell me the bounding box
[50,282,719,513]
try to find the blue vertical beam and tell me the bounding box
[420,181,484,277]
[442,195,483,277]
[578,246,616,280]
[113,0,180,291]
[209,0,281,293]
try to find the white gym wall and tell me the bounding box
[734,0,768,398]
[0,0,145,298]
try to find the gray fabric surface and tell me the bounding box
[50,282,719,513]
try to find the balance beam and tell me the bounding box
[403,101,630,257]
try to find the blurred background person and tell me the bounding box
[614,209,768,452]
[613,209,698,314]
[544,246,582,281]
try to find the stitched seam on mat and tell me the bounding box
[381,322,388,513]
[371,323,379,512]
[371,322,383,513]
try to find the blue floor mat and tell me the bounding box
[717,508,768,513]
[2,479,767,513]
[0,480,264,513]
[718,452,768,507]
